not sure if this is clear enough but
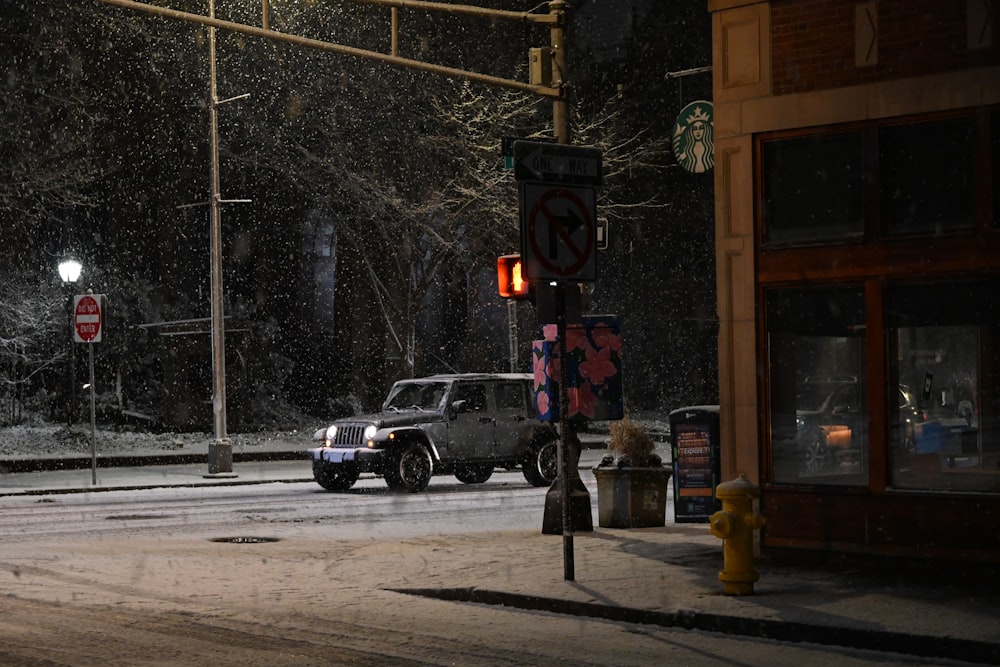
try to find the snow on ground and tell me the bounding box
[0,424,308,457]
[0,411,674,458]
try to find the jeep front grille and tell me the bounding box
[333,424,368,447]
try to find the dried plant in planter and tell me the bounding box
[599,416,662,468]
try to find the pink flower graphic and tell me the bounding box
[545,355,560,382]
[579,346,617,385]
[568,383,598,419]
[536,390,550,418]
[565,326,591,354]
[590,323,622,353]
[532,349,547,389]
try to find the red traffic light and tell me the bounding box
[497,254,531,300]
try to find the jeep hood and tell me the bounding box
[339,410,446,429]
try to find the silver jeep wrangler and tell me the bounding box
[308,373,559,492]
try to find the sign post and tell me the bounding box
[73,293,104,485]
[515,140,602,581]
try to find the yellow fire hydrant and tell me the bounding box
[710,474,766,595]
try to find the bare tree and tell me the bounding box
[422,77,675,235]
[0,276,67,425]
[226,37,678,385]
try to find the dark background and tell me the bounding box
[0,0,717,429]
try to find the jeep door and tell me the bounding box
[489,380,533,458]
[447,381,493,460]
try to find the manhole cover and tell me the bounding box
[209,536,280,544]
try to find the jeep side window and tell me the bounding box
[453,383,487,411]
[493,382,525,411]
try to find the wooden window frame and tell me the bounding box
[756,106,999,493]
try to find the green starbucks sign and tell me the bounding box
[672,100,714,173]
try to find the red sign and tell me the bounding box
[520,184,596,282]
[73,294,102,343]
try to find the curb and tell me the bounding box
[0,450,310,474]
[2,477,316,497]
[0,440,625,474]
[392,587,1000,665]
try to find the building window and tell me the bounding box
[880,116,975,237]
[761,130,864,246]
[993,111,1000,229]
[888,280,1000,493]
[767,286,867,486]
[758,107,999,493]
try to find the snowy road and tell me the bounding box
[0,472,555,541]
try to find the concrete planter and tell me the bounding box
[593,466,671,528]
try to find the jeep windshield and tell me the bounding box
[797,379,860,415]
[383,381,449,412]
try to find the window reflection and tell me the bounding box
[767,287,868,485]
[889,281,1000,492]
[993,111,1000,228]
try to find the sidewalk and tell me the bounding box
[392,527,1000,666]
[1,439,999,664]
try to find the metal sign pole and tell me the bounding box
[549,0,574,582]
[507,300,518,373]
[88,341,97,485]
[555,284,574,581]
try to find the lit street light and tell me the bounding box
[58,258,82,284]
[58,258,82,426]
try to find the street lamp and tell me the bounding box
[58,258,82,284]
[58,258,82,426]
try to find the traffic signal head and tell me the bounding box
[497,254,531,300]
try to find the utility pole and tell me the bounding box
[206,0,235,477]
[550,0,570,144]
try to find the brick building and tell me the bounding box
[708,0,999,561]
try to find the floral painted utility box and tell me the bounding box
[532,315,624,422]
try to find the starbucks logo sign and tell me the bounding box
[672,100,714,173]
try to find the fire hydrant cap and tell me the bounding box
[715,474,760,499]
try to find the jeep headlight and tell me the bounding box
[325,425,337,446]
[364,424,378,441]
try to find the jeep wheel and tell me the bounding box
[313,461,359,492]
[802,434,828,474]
[385,443,432,492]
[522,439,558,487]
[455,463,493,484]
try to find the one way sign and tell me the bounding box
[513,141,603,186]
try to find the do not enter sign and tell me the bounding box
[73,294,103,343]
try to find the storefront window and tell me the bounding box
[888,281,1000,493]
[761,131,864,246]
[880,116,975,237]
[767,287,867,485]
[993,111,999,229]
